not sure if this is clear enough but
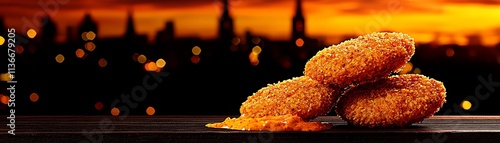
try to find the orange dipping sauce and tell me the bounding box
[206,114,331,132]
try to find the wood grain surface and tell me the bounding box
[1,115,499,143]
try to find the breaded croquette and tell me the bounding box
[240,76,342,120]
[304,32,415,87]
[335,74,447,128]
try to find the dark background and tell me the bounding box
[0,0,499,116]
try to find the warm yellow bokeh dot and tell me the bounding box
[0,36,5,46]
[75,49,85,58]
[55,54,65,63]
[98,58,107,67]
[156,58,166,68]
[137,54,147,64]
[29,93,39,102]
[86,31,96,40]
[192,46,201,55]
[461,100,472,110]
[111,107,120,116]
[252,46,262,54]
[399,62,413,74]
[0,73,12,81]
[146,106,155,116]
[0,94,8,105]
[85,42,96,51]
[81,32,88,41]
[27,29,37,38]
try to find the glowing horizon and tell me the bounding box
[2,0,500,46]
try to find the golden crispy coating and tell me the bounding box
[240,76,342,120]
[304,32,415,87]
[335,74,447,128]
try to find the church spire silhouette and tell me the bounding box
[292,0,305,41]
[124,10,137,39]
[218,0,234,42]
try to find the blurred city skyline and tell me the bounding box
[0,0,499,116]
[1,0,500,46]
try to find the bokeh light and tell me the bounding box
[55,54,65,63]
[86,31,96,40]
[192,46,201,55]
[295,38,304,47]
[0,36,5,45]
[446,48,455,57]
[0,94,8,105]
[399,62,413,74]
[137,54,147,64]
[156,58,166,68]
[413,68,422,74]
[251,46,262,54]
[85,42,96,51]
[75,49,85,58]
[146,106,155,116]
[252,37,261,44]
[27,29,37,38]
[95,102,104,111]
[191,55,200,64]
[461,100,472,110]
[81,32,88,41]
[249,52,260,66]
[16,45,24,54]
[29,93,39,102]
[132,53,139,62]
[111,107,120,116]
[145,61,158,71]
[98,58,108,67]
[0,73,12,81]
[232,37,240,45]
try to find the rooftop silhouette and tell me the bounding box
[0,0,499,116]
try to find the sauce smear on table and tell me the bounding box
[205,114,331,132]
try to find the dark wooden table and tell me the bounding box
[1,115,499,143]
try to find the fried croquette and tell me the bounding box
[335,74,446,128]
[240,76,342,120]
[304,32,415,87]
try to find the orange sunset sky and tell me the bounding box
[1,0,500,46]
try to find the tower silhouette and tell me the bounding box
[155,20,175,45]
[292,0,305,41]
[124,10,137,40]
[78,13,98,43]
[218,0,234,42]
[41,16,57,44]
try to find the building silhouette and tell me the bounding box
[1,0,500,115]
[292,0,305,41]
[218,0,235,43]
[78,13,98,41]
